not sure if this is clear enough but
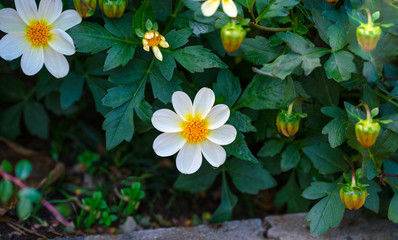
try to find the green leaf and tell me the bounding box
[155,52,176,80]
[381,114,398,133]
[327,17,349,51]
[168,46,227,73]
[104,44,136,71]
[388,193,398,223]
[224,131,258,163]
[0,180,13,203]
[174,161,221,193]
[228,111,256,133]
[17,198,33,220]
[275,172,310,213]
[1,160,13,173]
[23,102,49,139]
[324,51,357,82]
[132,0,156,32]
[321,106,348,148]
[302,181,335,200]
[302,142,348,174]
[210,172,238,223]
[235,75,286,110]
[256,54,302,79]
[305,180,345,236]
[240,36,283,65]
[135,100,153,122]
[213,69,241,107]
[258,139,285,158]
[281,144,301,171]
[362,179,381,213]
[370,130,398,161]
[86,77,114,115]
[256,0,299,19]
[149,67,182,104]
[60,72,85,109]
[362,157,378,180]
[18,188,41,203]
[226,158,276,194]
[165,29,193,49]
[0,103,23,139]
[15,160,32,180]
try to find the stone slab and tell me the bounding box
[265,212,398,240]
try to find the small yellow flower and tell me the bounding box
[142,30,169,61]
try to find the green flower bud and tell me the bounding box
[356,23,381,53]
[73,0,97,18]
[99,0,128,19]
[276,109,306,138]
[355,119,380,149]
[221,22,246,54]
[340,185,368,210]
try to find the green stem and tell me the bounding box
[249,22,292,32]
[384,178,398,189]
[163,0,183,34]
[249,0,256,21]
[373,90,398,108]
[366,8,372,24]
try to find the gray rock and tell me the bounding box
[265,211,398,240]
[120,219,265,240]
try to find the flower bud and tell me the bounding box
[221,23,246,54]
[99,0,128,19]
[340,185,368,210]
[73,0,97,18]
[325,0,338,4]
[356,23,382,53]
[276,110,305,138]
[355,119,380,149]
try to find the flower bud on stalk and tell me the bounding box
[356,9,382,53]
[73,0,97,18]
[221,22,247,53]
[99,0,128,19]
[340,164,368,210]
[276,98,308,138]
[355,103,380,150]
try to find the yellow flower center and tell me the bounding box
[27,22,50,46]
[144,30,161,47]
[182,118,208,143]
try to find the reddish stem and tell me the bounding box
[0,169,71,227]
[79,0,93,11]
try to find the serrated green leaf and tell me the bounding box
[174,161,221,193]
[168,46,227,73]
[240,36,283,65]
[321,106,348,148]
[256,0,299,20]
[235,75,286,110]
[149,67,182,104]
[132,0,156,32]
[224,131,258,163]
[226,158,276,194]
[362,178,381,213]
[213,69,241,107]
[281,144,301,171]
[305,180,345,236]
[275,172,310,213]
[302,142,348,174]
[258,139,285,158]
[15,160,32,180]
[135,100,153,122]
[86,77,114,115]
[210,172,237,223]
[165,28,193,49]
[228,111,256,133]
[23,101,49,139]
[388,193,398,223]
[104,44,136,71]
[60,72,84,109]
[155,52,176,81]
[324,51,357,82]
[302,181,336,200]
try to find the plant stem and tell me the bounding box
[248,22,292,32]
[163,0,183,34]
[373,90,398,108]
[363,102,371,120]
[349,161,356,187]
[366,8,372,24]
[384,178,398,189]
[249,0,256,21]
[0,169,71,227]
[287,97,310,115]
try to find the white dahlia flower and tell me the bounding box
[151,87,237,174]
[0,0,82,78]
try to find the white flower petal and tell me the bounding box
[48,29,75,55]
[201,0,220,17]
[221,0,238,18]
[0,33,27,60]
[201,140,226,167]
[207,124,237,145]
[15,0,38,25]
[152,46,163,61]
[153,133,186,157]
[151,109,184,133]
[43,47,69,78]
[38,0,62,25]
[0,8,26,33]
[176,143,202,174]
[206,104,230,130]
[52,10,82,31]
[172,91,193,121]
[193,87,215,119]
[21,46,44,76]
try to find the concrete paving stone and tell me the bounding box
[265,211,398,240]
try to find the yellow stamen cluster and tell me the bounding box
[142,30,169,61]
[182,118,208,143]
[27,22,50,46]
